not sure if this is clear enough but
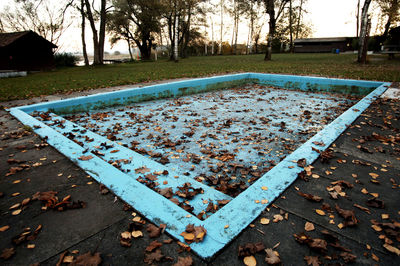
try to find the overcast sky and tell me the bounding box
[0,0,383,53]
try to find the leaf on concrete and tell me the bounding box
[366,197,385,208]
[383,244,400,256]
[144,249,164,265]
[0,247,15,260]
[145,240,162,252]
[243,255,257,266]
[304,256,321,266]
[238,242,265,258]
[70,252,102,266]
[340,252,357,263]
[298,192,323,202]
[146,224,162,238]
[265,248,281,265]
[335,204,358,227]
[173,256,193,266]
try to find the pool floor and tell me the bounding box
[43,84,360,200]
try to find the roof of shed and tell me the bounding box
[294,37,349,43]
[0,30,57,48]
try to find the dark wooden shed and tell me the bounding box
[0,31,57,71]
[294,37,353,53]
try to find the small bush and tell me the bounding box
[54,52,79,67]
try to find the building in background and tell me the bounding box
[0,31,57,71]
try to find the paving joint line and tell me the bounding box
[275,203,388,255]
[39,216,128,264]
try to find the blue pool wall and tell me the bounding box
[9,73,390,260]
[18,73,384,115]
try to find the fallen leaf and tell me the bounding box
[371,253,379,262]
[78,155,93,161]
[265,248,280,265]
[238,242,265,257]
[0,225,10,232]
[144,249,164,264]
[315,209,325,216]
[71,252,101,266]
[131,231,143,238]
[305,222,315,232]
[260,218,270,225]
[383,244,400,255]
[145,240,162,252]
[147,224,161,238]
[243,255,257,266]
[0,247,15,260]
[12,209,22,215]
[173,256,193,266]
[304,256,321,266]
[340,252,357,263]
[298,192,323,202]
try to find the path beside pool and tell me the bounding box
[1,81,399,265]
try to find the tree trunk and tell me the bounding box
[127,39,133,61]
[289,0,293,52]
[98,0,106,65]
[265,0,276,61]
[358,0,371,64]
[211,17,214,55]
[84,0,100,65]
[356,0,360,38]
[174,13,179,62]
[296,0,303,39]
[219,0,224,55]
[80,0,89,66]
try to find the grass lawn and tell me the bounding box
[1,53,399,101]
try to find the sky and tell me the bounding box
[0,0,383,54]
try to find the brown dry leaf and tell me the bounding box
[131,230,143,238]
[145,240,162,252]
[135,166,151,174]
[12,209,22,215]
[309,239,327,253]
[273,214,283,222]
[369,173,379,178]
[340,252,357,263]
[243,255,257,266]
[78,155,93,161]
[71,252,102,266]
[63,256,74,263]
[305,222,315,232]
[144,249,164,265]
[265,248,280,265]
[371,224,382,232]
[304,256,321,266]
[260,218,270,225]
[353,204,371,214]
[383,244,400,255]
[9,203,21,210]
[315,209,325,216]
[238,242,265,258]
[173,256,193,266]
[146,224,161,238]
[335,205,358,227]
[0,225,10,232]
[0,247,15,260]
[27,244,35,249]
[371,253,379,262]
[381,214,389,219]
[120,231,131,239]
[298,192,323,202]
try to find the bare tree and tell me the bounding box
[0,0,72,49]
[377,0,400,39]
[262,0,290,61]
[83,0,111,65]
[358,0,372,64]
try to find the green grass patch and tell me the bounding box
[1,53,399,101]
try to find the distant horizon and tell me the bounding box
[0,0,391,53]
